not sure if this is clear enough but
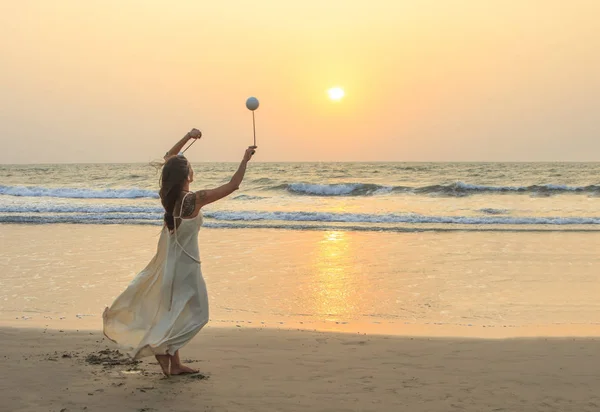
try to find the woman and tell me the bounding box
[103,128,257,376]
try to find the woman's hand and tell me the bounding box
[187,128,202,139]
[243,146,258,162]
[164,129,202,159]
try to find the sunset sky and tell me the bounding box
[1,1,598,163]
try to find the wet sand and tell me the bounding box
[1,224,599,333]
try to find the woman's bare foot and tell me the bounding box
[170,364,199,375]
[155,354,171,377]
[169,350,199,375]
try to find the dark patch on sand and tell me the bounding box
[85,349,140,368]
[187,373,209,381]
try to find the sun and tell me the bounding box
[327,87,345,101]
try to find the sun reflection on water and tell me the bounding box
[310,230,362,321]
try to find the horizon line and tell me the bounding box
[2,160,600,166]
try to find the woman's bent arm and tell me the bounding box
[164,129,201,159]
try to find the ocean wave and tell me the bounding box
[2,205,598,226]
[479,208,509,215]
[0,204,163,214]
[250,177,277,184]
[2,181,599,199]
[0,213,161,224]
[415,182,600,197]
[232,194,268,201]
[265,182,600,197]
[1,214,598,232]
[2,208,598,226]
[285,183,395,196]
[0,185,158,199]
[203,210,600,225]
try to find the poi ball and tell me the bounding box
[246,97,259,111]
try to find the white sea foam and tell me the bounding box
[204,210,600,225]
[1,181,599,199]
[0,204,162,213]
[286,183,391,196]
[2,206,598,226]
[277,182,600,197]
[0,185,158,199]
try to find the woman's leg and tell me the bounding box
[170,350,199,375]
[155,354,171,377]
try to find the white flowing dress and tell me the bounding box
[103,195,209,359]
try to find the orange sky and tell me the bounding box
[1,1,599,163]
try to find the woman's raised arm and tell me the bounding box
[164,129,202,160]
[194,146,257,208]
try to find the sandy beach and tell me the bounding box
[2,326,599,412]
[2,225,600,411]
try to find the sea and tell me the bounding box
[1,162,599,232]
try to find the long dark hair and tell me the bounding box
[159,155,190,231]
